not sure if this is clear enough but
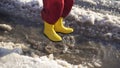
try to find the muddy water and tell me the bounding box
[0,14,120,68]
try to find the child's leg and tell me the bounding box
[41,0,65,41]
[62,0,74,18]
[41,0,64,24]
[54,0,74,33]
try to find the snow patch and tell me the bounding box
[70,5,120,26]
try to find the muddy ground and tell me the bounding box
[0,0,120,68]
[0,13,120,68]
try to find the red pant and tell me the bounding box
[41,0,74,24]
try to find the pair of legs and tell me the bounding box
[41,0,74,41]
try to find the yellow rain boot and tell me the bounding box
[44,21,62,41]
[54,17,73,34]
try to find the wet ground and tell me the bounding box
[0,0,120,67]
[0,13,120,68]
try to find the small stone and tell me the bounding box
[63,46,68,53]
[87,63,94,68]
[0,24,12,31]
[103,33,112,39]
[94,62,102,67]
